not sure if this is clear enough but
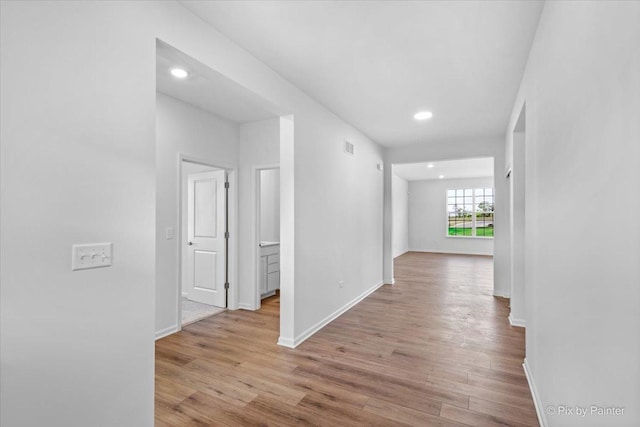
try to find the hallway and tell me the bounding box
[155,252,537,426]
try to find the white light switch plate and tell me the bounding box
[72,243,112,271]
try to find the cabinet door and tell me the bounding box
[260,257,268,294]
[267,271,280,292]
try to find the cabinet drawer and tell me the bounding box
[267,254,279,265]
[267,263,279,273]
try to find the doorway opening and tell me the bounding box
[388,157,498,299]
[179,159,230,326]
[254,166,280,310]
[155,39,294,345]
[391,157,496,259]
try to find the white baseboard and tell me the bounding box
[279,281,384,349]
[261,290,276,298]
[523,358,546,427]
[392,250,409,259]
[384,278,395,285]
[155,324,179,340]
[181,292,188,298]
[493,291,510,298]
[238,302,256,310]
[509,314,526,327]
[409,248,493,256]
[277,336,295,348]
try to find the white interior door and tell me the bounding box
[187,170,226,307]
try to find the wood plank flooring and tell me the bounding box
[155,252,538,426]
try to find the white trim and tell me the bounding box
[277,336,295,348]
[445,235,493,240]
[392,250,409,259]
[493,291,510,298]
[279,281,384,348]
[409,248,493,256]
[523,358,546,427]
[237,302,256,311]
[384,279,396,285]
[155,325,178,340]
[445,186,494,238]
[509,314,526,327]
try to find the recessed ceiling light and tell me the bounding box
[427,164,435,168]
[170,68,189,79]
[438,175,445,179]
[414,111,433,120]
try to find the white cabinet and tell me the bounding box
[259,243,280,297]
[259,256,268,295]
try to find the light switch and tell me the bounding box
[165,227,174,240]
[72,243,112,271]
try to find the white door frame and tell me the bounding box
[176,154,238,330]
[253,164,280,310]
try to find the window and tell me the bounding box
[447,188,494,238]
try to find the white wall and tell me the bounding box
[292,122,384,344]
[1,2,157,426]
[156,93,238,337]
[1,1,385,424]
[237,118,280,310]
[392,174,409,258]
[506,2,640,426]
[408,177,494,256]
[384,138,508,296]
[259,169,280,243]
[279,116,295,342]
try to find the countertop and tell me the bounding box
[259,241,280,248]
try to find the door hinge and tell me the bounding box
[224,282,230,289]
[224,181,230,189]
[224,231,230,239]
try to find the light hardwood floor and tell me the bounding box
[155,252,538,426]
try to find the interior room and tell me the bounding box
[2,2,638,427]
[392,158,495,258]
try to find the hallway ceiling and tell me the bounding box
[180,0,544,147]
[393,157,494,182]
[156,41,283,123]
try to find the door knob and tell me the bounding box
[188,241,193,246]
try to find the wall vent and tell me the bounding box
[344,140,354,155]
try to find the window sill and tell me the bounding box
[446,235,493,240]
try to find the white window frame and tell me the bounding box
[446,187,494,239]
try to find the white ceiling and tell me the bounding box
[180,1,544,147]
[156,40,284,123]
[393,157,494,181]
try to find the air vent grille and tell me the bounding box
[344,140,354,155]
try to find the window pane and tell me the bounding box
[447,187,494,238]
[475,188,494,238]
